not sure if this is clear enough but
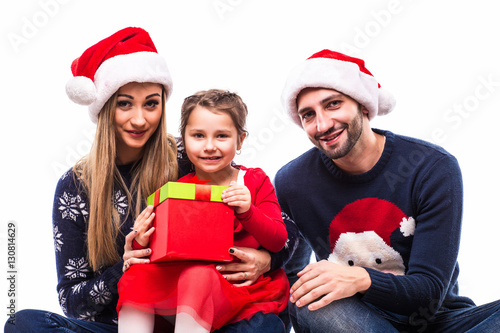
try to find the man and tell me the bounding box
[275,49,500,332]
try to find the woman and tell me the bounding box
[5,27,293,333]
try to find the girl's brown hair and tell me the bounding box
[180,89,248,145]
[74,86,178,271]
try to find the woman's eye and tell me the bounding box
[117,100,131,108]
[145,100,160,109]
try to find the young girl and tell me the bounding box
[116,89,289,332]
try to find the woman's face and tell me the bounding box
[114,82,163,165]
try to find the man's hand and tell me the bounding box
[216,246,271,287]
[122,230,151,272]
[290,260,371,311]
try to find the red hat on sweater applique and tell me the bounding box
[281,49,396,126]
[328,198,414,275]
[65,27,173,123]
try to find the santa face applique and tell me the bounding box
[328,198,415,275]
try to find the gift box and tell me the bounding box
[146,182,234,263]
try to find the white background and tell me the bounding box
[1,0,499,320]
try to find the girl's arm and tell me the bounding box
[225,168,288,253]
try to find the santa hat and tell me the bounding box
[281,49,396,127]
[65,27,173,123]
[329,198,414,252]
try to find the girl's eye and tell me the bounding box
[217,134,228,139]
[193,133,204,138]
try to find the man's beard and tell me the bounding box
[312,108,364,160]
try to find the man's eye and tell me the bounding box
[326,100,341,108]
[301,111,314,121]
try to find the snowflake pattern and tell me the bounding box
[65,257,90,280]
[176,138,185,160]
[61,170,70,180]
[90,281,112,305]
[71,280,88,294]
[53,225,63,252]
[281,212,293,249]
[113,189,128,216]
[78,311,97,321]
[58,191,88,222]
[58,288,68,315]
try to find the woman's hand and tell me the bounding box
[216,246,271,287]
[222,182,251,214]
[122,229,152,272]
[133,205,156,247]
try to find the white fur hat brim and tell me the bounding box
[66,51,173,123]
[281,57,395,127]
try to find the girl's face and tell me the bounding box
[184,106,246,179]
[114,82,163,165]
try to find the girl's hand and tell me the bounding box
[133,205,156,247]
[221,181,251,214]
[122,229,151,272]
[215,246,271,287]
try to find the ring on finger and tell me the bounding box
[243,272,247,280]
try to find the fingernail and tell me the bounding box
[216,265,222,271]
[229,248,235,254]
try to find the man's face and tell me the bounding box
[297,88,366,160]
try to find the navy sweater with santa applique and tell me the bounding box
[275,129,475,316]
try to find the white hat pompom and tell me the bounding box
[377,86,396,117]
[65,76,97,106]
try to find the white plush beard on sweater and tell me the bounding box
[328,231,405,275]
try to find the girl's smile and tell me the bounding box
[184,106,245,183]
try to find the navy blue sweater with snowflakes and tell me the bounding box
[275,129,475,317]
[52,140,297,325]
[53,163,137,324]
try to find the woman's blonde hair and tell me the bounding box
[74,86,178,271]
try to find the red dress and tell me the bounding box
[117,166,289,331]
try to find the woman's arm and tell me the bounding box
[52,171,122,322]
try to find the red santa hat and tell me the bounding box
[329,198,414,252]
[281,49,396,127]
[65,27,173,123]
